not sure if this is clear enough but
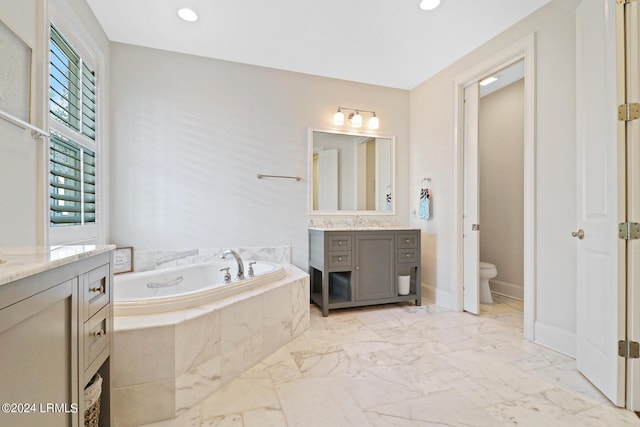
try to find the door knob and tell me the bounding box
[572,229,585,239]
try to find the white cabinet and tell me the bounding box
[0,250,113,427]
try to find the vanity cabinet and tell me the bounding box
[309,228,421,316]
[0,250,113,427]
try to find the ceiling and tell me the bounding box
[86,0,552,90]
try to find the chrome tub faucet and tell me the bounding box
[221,250,245,280]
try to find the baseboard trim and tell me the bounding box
[489,279,524,300]
[421,283,452,310]
[534,321,576,358]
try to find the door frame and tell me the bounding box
[452,34,536,340]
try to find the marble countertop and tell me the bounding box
[0,245,115,286]
[308,226,420,231]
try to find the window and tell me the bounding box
[48,24,98,241]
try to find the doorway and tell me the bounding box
[452,34,536,340]
[478,62,525,315]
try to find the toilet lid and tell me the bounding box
[479,261,496,269]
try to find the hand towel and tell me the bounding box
[419,188,430,220]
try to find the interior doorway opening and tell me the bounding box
[452,34,536,340]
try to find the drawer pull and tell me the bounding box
[405,239,411,243]
[406,253,411,258]
[89,284,105,293]
[93,329,106,338]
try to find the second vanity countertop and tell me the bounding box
[308,226,420,232]
[0,245,115,286]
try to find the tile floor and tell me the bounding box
[142,295,640,427]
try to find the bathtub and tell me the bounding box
[112,261,309,426]
[114,260,286,315]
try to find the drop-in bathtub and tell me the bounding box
[111,261,310,426]
[114,261,286,315]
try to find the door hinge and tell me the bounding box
[472,224,480,231]
[618,103,640,121]
[619,340,640,358]
[617,0,637,4]
[619,222,640,240]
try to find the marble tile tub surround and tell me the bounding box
[112,264,309,426]
[138,300,639,427]
[132,246,292,273]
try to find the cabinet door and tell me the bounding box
[355,234,394,301]
[0,279,78,427]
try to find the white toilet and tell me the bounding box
[479,261,497,304]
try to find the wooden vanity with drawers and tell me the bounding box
[309,228,421,316]
[0,246,114,427]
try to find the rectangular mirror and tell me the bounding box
[309,129,395,214]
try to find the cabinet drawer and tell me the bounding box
[397,249,418,264]
[328,251,352,268]
[84,305,109,370]
[396,234,418,249]
[84,264,109,320]
[328,235,352,251]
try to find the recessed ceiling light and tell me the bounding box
[419,0,441,11]
[177,8,198,22]
[480,76,499,86]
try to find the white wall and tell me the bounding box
[479,79,525,298]
[109,44,410,268]
[0,0,109,246]
[410,0,580,352]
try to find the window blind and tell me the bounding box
[49,24,98,231]
[49,25,96,141]
[49,131,96,226]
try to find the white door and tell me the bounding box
[576,0,626,406]
[316,149,339,210]
[463,82,480,315]
[624,0,640,411]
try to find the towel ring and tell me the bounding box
[421,177,432,190]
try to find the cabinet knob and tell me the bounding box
[89,284,105,294]
[93,330,105,338]
[356,266,359,270]
[406,253,411,258]
[406,239,410,243]
[338,241,343,246]
[338,257,343,261]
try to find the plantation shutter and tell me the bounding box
[49,24,98,229]
[49,132,96,226]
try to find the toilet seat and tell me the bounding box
[479,261,496,270]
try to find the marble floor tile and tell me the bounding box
[139,301,640,427]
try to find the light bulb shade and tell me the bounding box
[368,114,379,130]
[350,112,363,128]
[419,0,441,11]
[333,110,345,125]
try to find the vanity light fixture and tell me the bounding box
[333,108,345,126]
[177,8,199,22]
[349,111,363,128]
[369,113,379,130]
[333,107,380,130]
[419,0,441,11]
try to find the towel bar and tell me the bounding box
[257,174,302,181]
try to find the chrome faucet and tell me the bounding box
[221,250,245,280]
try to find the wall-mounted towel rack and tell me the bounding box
[0,110,49,139]
[257,174,302,182]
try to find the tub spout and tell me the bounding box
[221,250,245,280]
